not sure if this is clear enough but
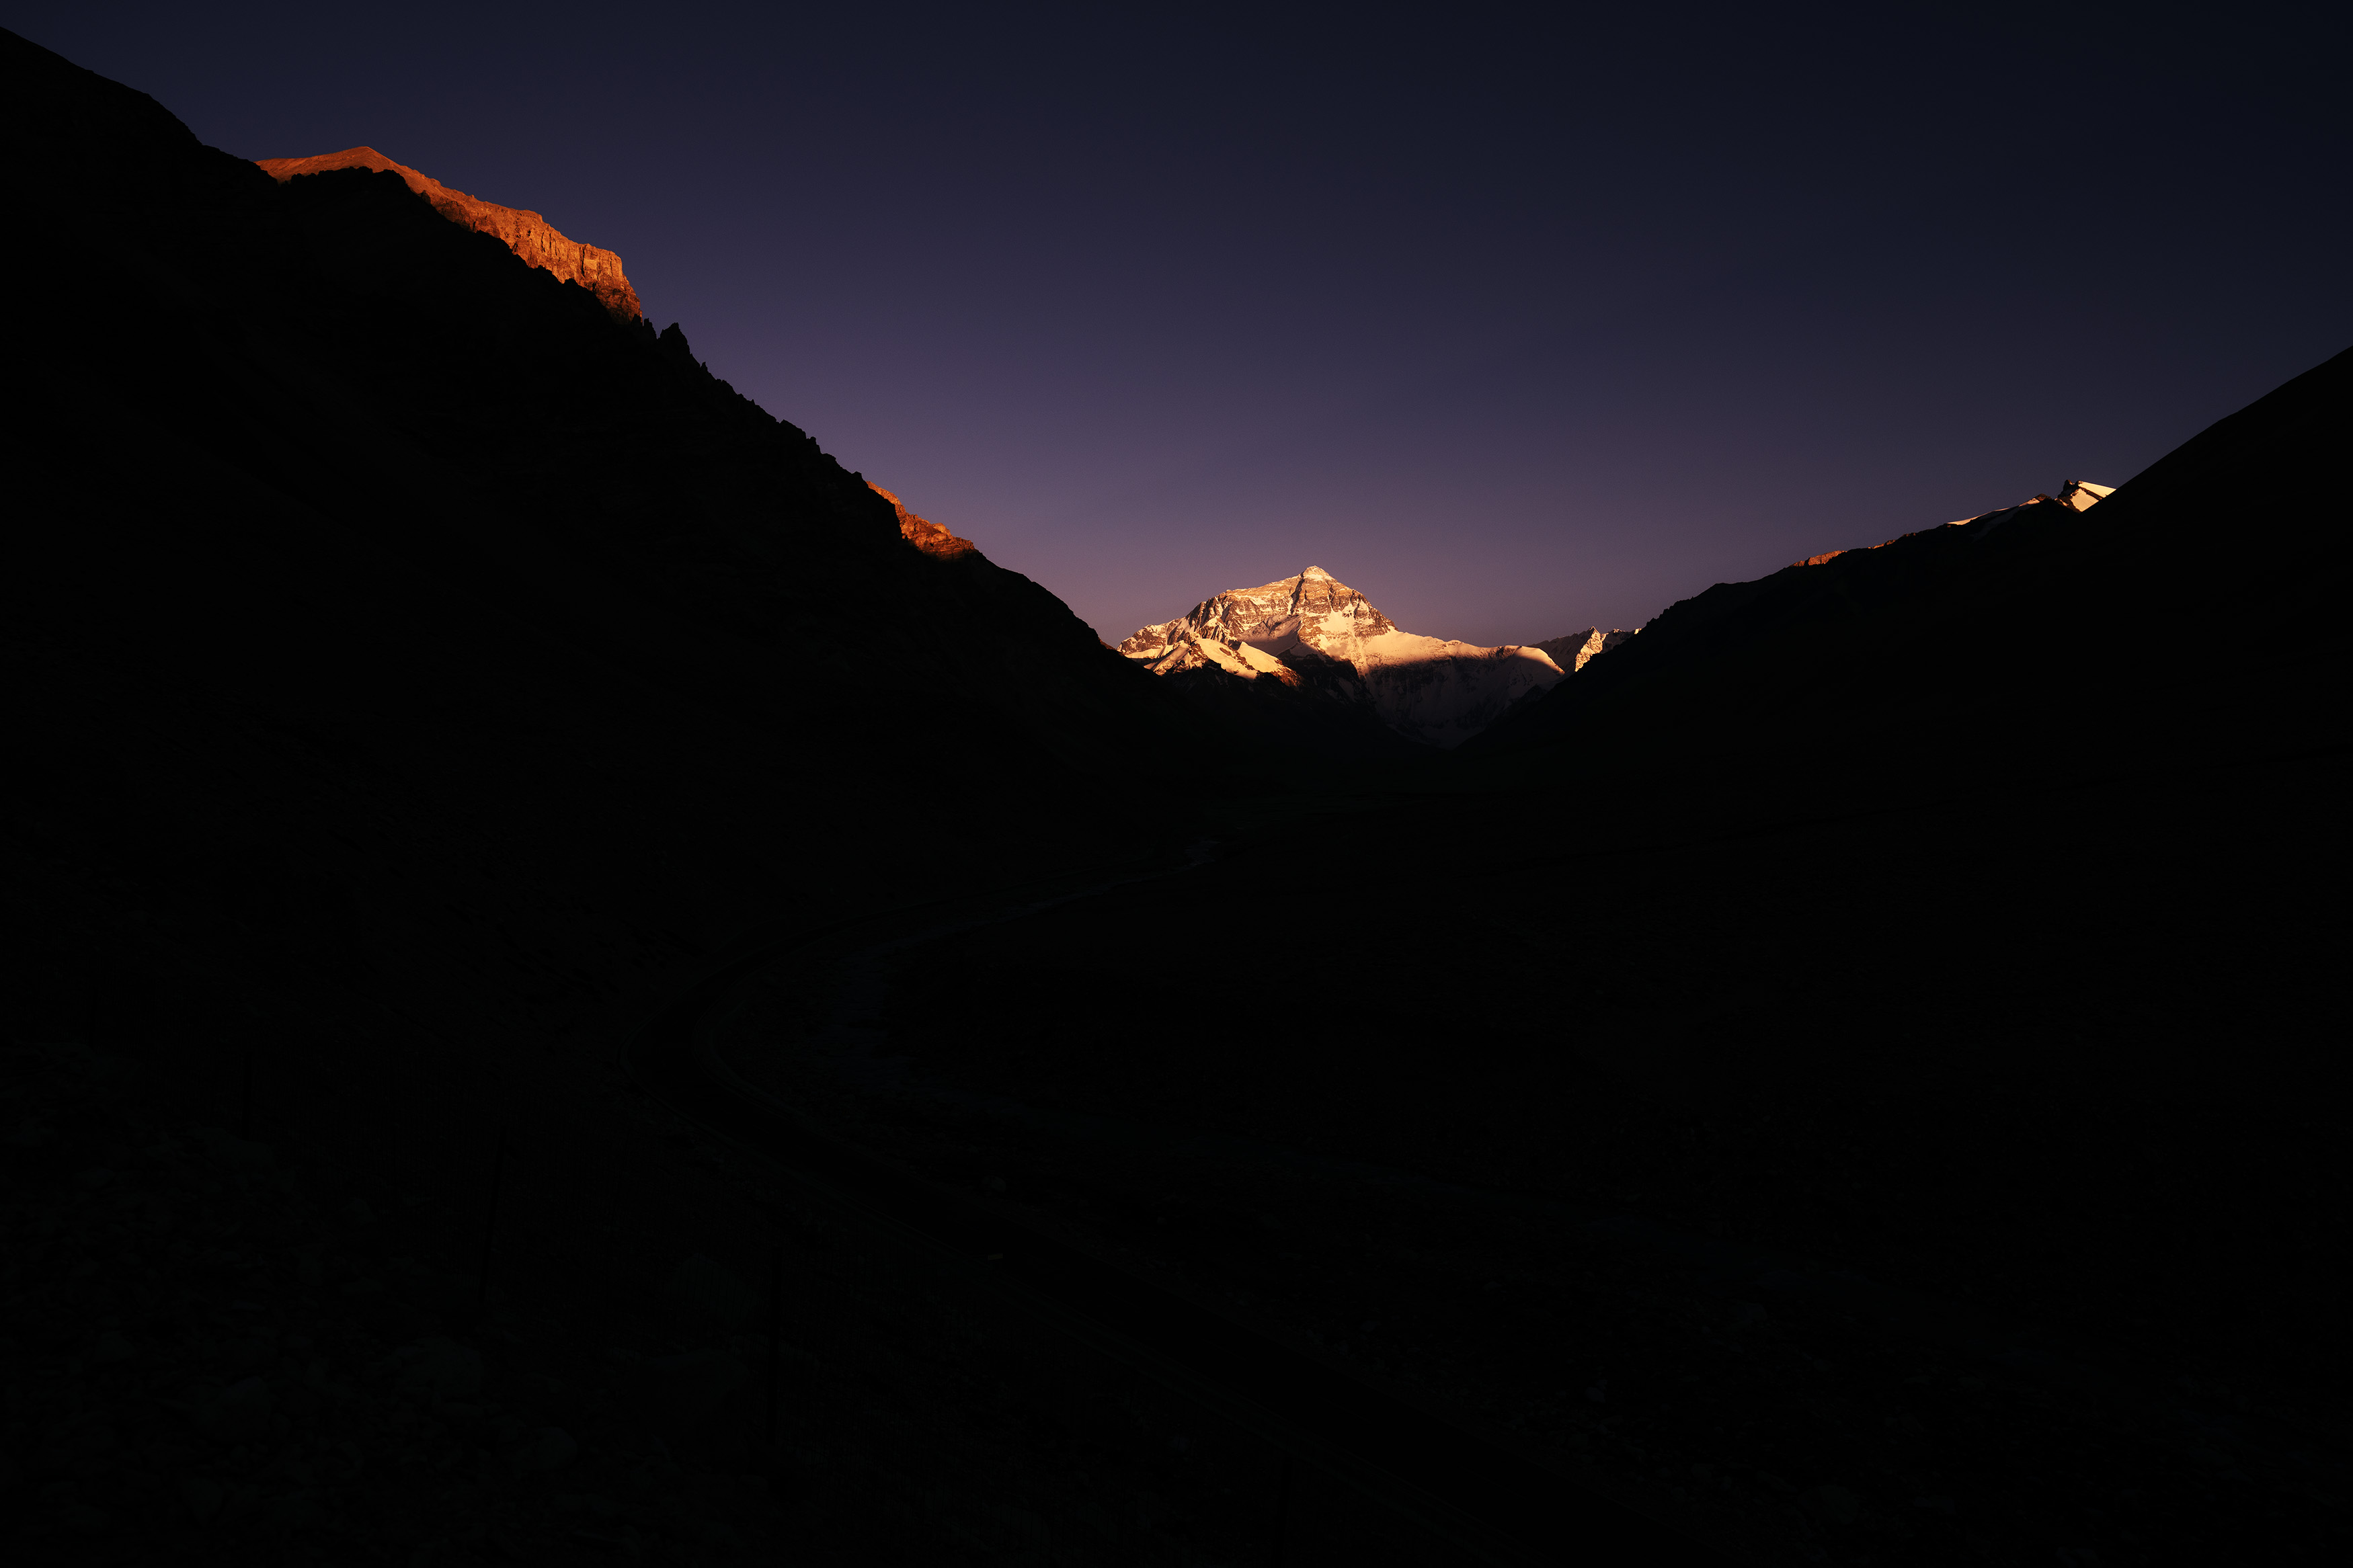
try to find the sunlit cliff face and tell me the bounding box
[868,484,979,561]
[253,147,644,322]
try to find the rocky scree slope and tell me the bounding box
[1121,566,1567,749]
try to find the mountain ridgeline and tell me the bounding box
[1117,566,1635,754]
[1,23,1207,1024]
[7,24,2352,1566]
[3,8,2343,1080]
[253,145,647,322]
[1464,421,2349,811]
[1104,475,2157,761]
[6,10,2342,964]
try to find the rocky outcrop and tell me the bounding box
[253,147,643,321]
[869,483,978,560]
[1119,567,1564,748]
[1533,627,1637,673]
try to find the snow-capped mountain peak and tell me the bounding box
[1119,568,1568,748]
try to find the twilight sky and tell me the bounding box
[17,3,2350,645]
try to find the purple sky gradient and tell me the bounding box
[18,3,2349,645]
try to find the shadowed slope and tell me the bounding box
[769,352,2350,1561]
[1467,354,2352,800]
[0,26,1202,1031]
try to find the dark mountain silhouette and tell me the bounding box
[1466,363,2349,796]
[1152,647,1435,759]
[0,32,1299,1556]
[6,23,2348,1565]
[2,25,1205,1009]
[790,350,2348,1561]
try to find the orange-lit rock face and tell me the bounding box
[869,484,978,560]
[253,147,643,321]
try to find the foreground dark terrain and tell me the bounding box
[720,744,2344,1563]
[5,26,2348,1567]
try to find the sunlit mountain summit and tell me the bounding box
[1117,566,1587,749]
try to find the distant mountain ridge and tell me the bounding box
[255,146,643,321]
[1792,479,2114,569]
[1464,477,2157,761]
[1109,479,2128,755]
[1534,627,1638,673]
[1119,567,1568,749]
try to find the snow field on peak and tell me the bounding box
[1119,567,1570,747]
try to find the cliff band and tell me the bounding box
[254,146,643,321]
